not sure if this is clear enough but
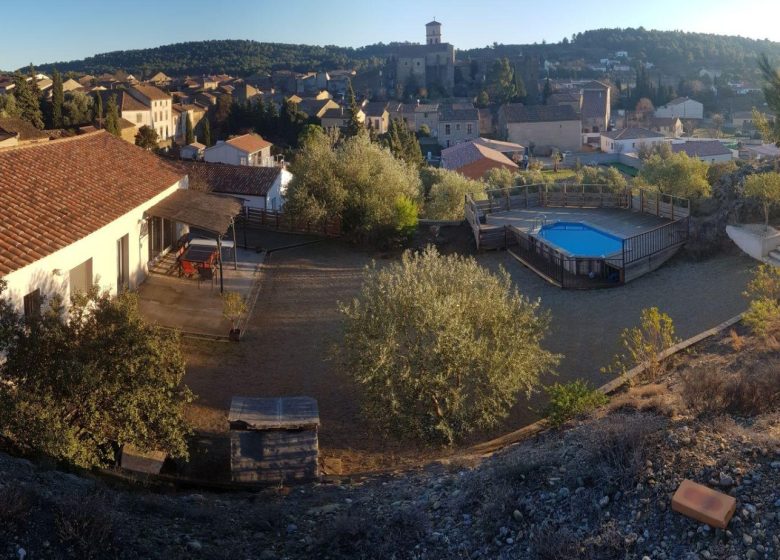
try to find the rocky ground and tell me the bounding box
[1,330,779,560]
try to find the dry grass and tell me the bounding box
[728,329,746,352]
[680,360,780,416]
[605,383,683,417]
[0,485,36,527]
[55,494,117,559]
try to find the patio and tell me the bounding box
[137,246,265,338]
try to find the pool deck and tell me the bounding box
[486,207,669,239]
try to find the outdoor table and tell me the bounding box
[180,244,218,267]
[190,237,235,262]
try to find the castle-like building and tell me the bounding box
[388,20,455,96]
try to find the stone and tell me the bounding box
[599,496,610,508]
[186,541,202,551]
[743,533,753,546]
[512,510,523,522]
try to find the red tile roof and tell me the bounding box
[130,84,170,101]
[224,133,272,153]
[0,132,184,276]
[441,141,518,171]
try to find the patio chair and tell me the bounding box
[179,259,197,278]
[197,264,215,290]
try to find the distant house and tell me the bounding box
[204,133,273,167]
[440,140,519,180]
[149,72,172,86]
[655,97,704,120]
[671,140,735,163]
[61,78,83,92]
[296,98,340,120]
[0,117,50,147]
[180,142,206,160]
[580,81,611,133]
[473,137,525,159]
[548,91,580,111]
[320,106,366,130]
[498,104,582,153]
[650,117,683,138]
[600,128,665,154]
[387,102,417,130]
[172,103,207,145]
[438,105,480,147]
[103,90,152,131]
[362,101,390,134]
[128,84,174,143]
[413,103,440,135]
[732,110,773,129]
[742,143,780,161]
[181,160,291,210]
[0,131,188,314]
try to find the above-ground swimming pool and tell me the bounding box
[535,222,623,257]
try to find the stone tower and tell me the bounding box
[426,20,442,45]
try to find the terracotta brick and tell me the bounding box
[671,479,736,529]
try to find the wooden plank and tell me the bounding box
[229,396,320,430]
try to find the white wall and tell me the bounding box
[655,100,703,120]
[2,179,185,313]
[600,136,664,154]
[204,142,242,165]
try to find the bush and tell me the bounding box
[55,494,116,559]
[0,283,193,468]
[602,307,677,380]
[421,167,486,220]
[681,365,780,416]
[575,166,627,192]
[338,246,558,445]
[286,129,421,245]
[587,413,659,489]
[544,380,609,427]
[743,264,780,339]
[637,151,711,199]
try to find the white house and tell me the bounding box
[600,128,665,154]
[204,133,274,167]
[0,131,187,314]
[180,142,206,160]
[181,160,291,211]
[127,84,174,142]
[671,140,735,163]
[654,97,704,120]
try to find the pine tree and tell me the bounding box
[201,118,212,146]
[105,94,120,136]
[345,80,363,138]
[12,72,44,129]
[51,69,64,128]
[185,113,194,144]
[513,67,527,102]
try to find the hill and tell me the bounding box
[29,29,780,83]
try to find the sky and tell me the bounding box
[3,0,780,70]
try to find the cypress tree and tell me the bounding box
[51,69,64,128]
[93,92,103,126]
[345,80,363,138]
[105,94,120,136]
[542,78,552,105]
[12,72,44,129]
[185,113,194,144]
[202,118,212,146]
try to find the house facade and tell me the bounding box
[671,140,736,163]
[498,104,582,152]
[580,81,611,133]
[128,84,174,143]
[650,117,683,138]
[600,128,665,154]
[438,105,479,147]
[0,132,187,314]
[388,21,455,95]
[655,97,704,120]
[204,133,273,166]
[362,101,390,134]
[440,141,518,180]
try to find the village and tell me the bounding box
[1,9,780,560]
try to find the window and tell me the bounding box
[69,259,93,295]
[445,124,451,135]
[456,123,460,131]
[23,289,41,319]
[136,113,142,123]
[117,234,129,291]
[467,123,473,134]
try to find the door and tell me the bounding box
[117,234,129,291]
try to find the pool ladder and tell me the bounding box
[531,215,548,233]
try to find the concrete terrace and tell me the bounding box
[137,247,265,338]
[486,206,669,238]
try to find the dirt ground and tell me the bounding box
[181,226,757,474]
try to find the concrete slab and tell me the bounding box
[487,207,669,239]
[137,247,264,338]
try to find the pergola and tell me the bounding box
[146,189,243,292]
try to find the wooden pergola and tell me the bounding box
[146,189,243,292]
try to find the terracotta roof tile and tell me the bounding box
[0,132,184,276]
[441,141,518,171]
[224,133,272,153]
[176,160,281,197]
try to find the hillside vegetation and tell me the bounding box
[27,29,780,81]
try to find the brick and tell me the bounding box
[671,479,736,529]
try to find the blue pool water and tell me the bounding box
[536,222,623,257]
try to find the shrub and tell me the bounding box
[745,172,780,229]
[587,413,659,489]
[422,168,486,220]
[544,380,609,427]
[0,283,193,468]
[602,307,678,380]
[338,246,558,445]
[575,166,627,192]
[681,364,780,416]
[637,151,711,199]
[55,494,116,559]
[743,264,780,339]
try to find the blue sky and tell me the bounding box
[3,0,780,70]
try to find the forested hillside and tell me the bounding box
[29,29,780,81]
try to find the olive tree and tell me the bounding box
[744,172,780,230]
[637,151,710,199]
[286,128,420,244]
[337,247,558,445]
[0,283,193,468]
[420,168,486,220]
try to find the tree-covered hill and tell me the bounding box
[29,29,780,81]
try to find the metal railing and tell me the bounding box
[622,218,690,265]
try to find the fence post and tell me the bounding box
[525,185,529,208]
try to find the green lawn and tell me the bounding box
[542,169,578,180]
[604,162,639,177]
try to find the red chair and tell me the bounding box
[179,259,197,278]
